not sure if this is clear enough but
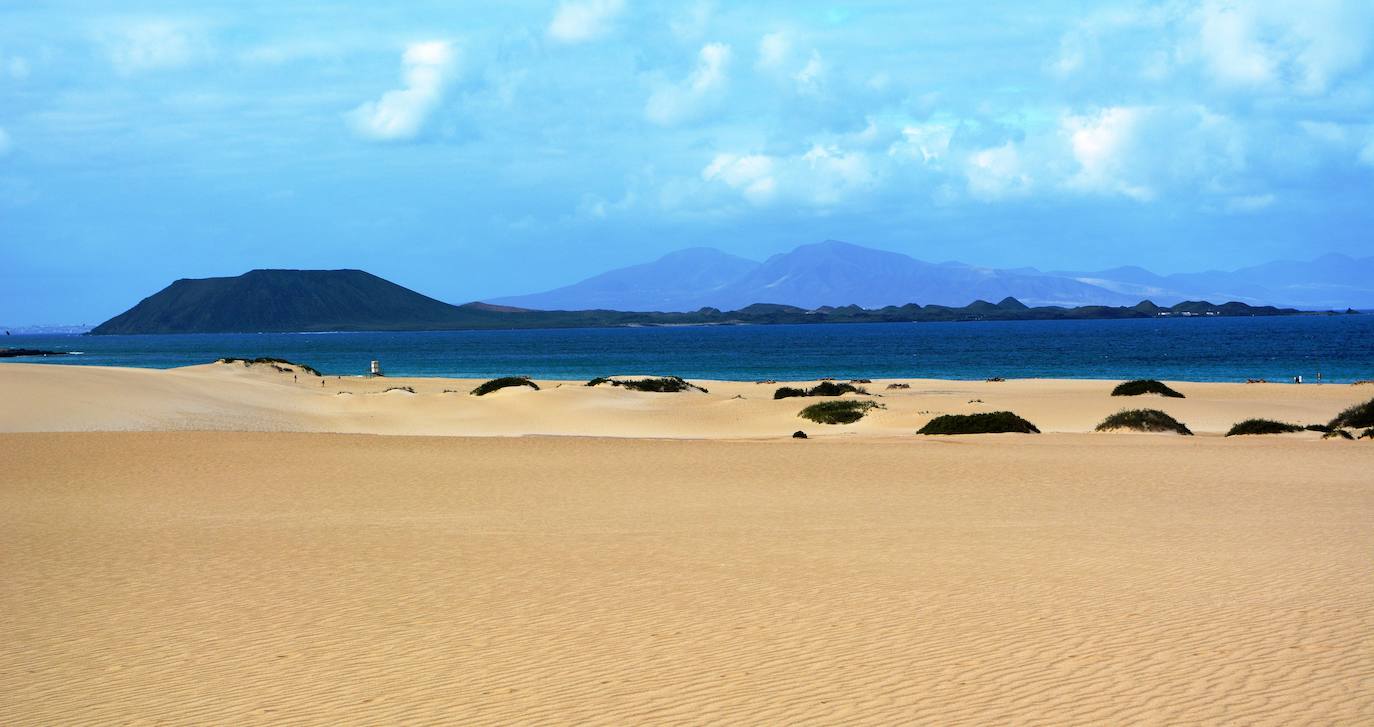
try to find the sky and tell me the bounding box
[2,1,1373,324]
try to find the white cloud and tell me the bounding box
[965,142,1031,200]
[1064,106,1155,201]
[701,144,876,207]
[1196,2,1275,87]
[103,20,203,75]
[1060,105,1247,202]
[645,42,730,125]
[756,32,789,69]
[793,50,825,94]
[347,41,457,141]
[548,0,625,44]
[702,153,775,204]
[0,127,11,156]
[889,123,954,164]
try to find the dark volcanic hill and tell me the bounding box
[90,269,501,334]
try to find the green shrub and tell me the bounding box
[1111,379,1185,398]
[586,376,707,393]
[470,376,539,396]
[382,386,416,394]
[1324,428,1355,440]
[1095,409,1192,435]
[917,411,1040,435]
[886,383,910,390]
[1328,397,1374,430]
[773,381,868,399]
[1305,423,1331,433]
[1225,419,1305,436]
[798,400,880,425]
[219,356,322,376]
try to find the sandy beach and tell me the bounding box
[2,362,1371,724]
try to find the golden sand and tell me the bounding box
[1,362,1371,724]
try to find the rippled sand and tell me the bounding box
[3,430,1370,725]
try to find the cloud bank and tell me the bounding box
[347,41,457,141]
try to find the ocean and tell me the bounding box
[4,315,1372,383]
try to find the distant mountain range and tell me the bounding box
[88,268,1319,335]
[490,241,1374,311]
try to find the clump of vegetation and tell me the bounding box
[1328,397,1374,430]
[886,383,910,390]
[1111,379,1185,398]
[792,430,808,439]
[1225,419,1305,437]
[917,411,1040,435]
[586,376,707,393]
[1320,397,1374,440]
[850,378,872,384]
[470,376,539,396]
[1304,423,1331,433]
[219,356,322,376]
[1095,409,1193,435]
[985,376,1006,382]
[773,381,869,399]
[382,385,416,394]
[798,400,881,425]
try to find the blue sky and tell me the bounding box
[2,1,1373,324]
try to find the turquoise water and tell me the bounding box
[4,315,1372,382]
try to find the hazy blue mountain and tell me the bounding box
[494,240,1138,311]
[706,240,1138,309]
[1063,253,1374,308]
[490,247,761,311]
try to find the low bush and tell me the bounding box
[1225,419,1305,436]
[1324,428,1355,440]
[586,376,707,393]
[1305,423,1331,433]
[886,383,911,390]
[470,376,539,396]
[798,400,880,425]
[382,386,416,394]
[792,430,808,439]
[1111,379,1185,398]
[219,356,322,377]
[1095,408,1192,435]
[773,381,868,399]
[917,411,1040,435]
[1328,397,1374,430]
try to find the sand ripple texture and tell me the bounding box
[2,432,1371,725]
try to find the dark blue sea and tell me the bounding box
[4,315,1372,382]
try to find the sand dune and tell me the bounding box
[2,431,1371,724]
[1,362,1371,723]
[1,361,1368,438]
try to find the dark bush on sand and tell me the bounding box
[917,411,1040,435]
[219,356,321,376]
[1096,409,1192,435]
[471,376,539,396]
[1328,397,1374,430]
[1225,419,1305,436]
[1111,379,1184,398]
[773,381,869,399]
[586,376,707,393]
[798,400,880,425]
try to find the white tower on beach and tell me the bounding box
[370,360,381,376]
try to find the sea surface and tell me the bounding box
[4,315,1373,382]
